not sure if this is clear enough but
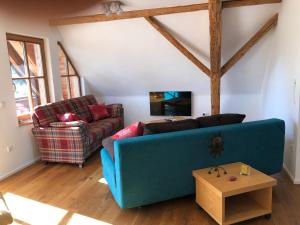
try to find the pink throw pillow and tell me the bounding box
[112,122,144,140]
[88,104,110,121]
[57,113,79,122]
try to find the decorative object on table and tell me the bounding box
[240,164,251,176]
[228,176,237,182]
[0,193,13,225]
[208,133,227,177]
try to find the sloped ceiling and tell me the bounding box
[57,2,280,96]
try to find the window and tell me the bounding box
[6,33,50,125]
[58,42,82,100]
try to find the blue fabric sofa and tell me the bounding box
[101,119,285,208]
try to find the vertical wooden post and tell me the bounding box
[211,75,221,115]
[209,0,222,115]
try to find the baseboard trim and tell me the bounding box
[283,164,300,184]
[0,157,40,182]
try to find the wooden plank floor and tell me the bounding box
[0,152,299,225]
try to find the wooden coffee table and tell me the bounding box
[192,162,277,225]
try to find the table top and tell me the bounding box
[192,162,277,197]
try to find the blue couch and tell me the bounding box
[101,119,285,208]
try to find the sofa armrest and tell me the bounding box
[32,125,90,151]
[107,104,124,118]
[107,104,124,128]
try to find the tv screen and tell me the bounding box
[150,91,192,116]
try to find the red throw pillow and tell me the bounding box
[57,113,80,122]
[88,104,110,121]
[112,122,144,140]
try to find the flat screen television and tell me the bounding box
[150,91,192,116]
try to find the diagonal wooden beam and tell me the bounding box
[209,0,222,115]
[145,16,211,77]
[221,13,278,76]
[49,0,281,26]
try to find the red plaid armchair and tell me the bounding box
[32,95,124,168]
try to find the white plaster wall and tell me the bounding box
[262,0,300,183]
[0,12,62,180]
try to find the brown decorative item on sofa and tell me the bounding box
[32,95,124,168]
[208,133,227,177]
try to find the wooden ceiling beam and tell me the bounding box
[209,0,222,115]
[49,4,208,26]
[145,16,211,77]
[223,0,281,9]
[221,13,278,76]
[49,0,281,26]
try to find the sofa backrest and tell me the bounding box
[70,95,97,123]
[33,95,97,127]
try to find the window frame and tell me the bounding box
[6,33,50,125]
[58,41,82,99]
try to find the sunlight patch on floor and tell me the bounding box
[4,192,67,225]
[67,213,112,225]
[3,192,113,225]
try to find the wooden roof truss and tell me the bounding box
[50,0,281,114]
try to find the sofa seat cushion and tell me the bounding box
[102,136,115,160]
[100,117,123,132]
[88,118,123,144]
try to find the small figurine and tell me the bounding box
[240,165,251,176]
